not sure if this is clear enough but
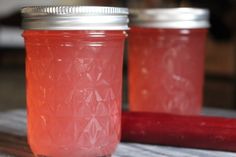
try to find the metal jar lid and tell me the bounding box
[21,6,129,30]
[130,8,210,29]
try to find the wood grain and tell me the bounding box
[0,132,33,157]
[1,109,236,157]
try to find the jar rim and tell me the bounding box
[21,6,129,30]
[130,8,210,29]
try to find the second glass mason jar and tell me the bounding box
[22,6,128,157]
[128,8,209,115]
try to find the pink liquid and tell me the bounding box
[128,27,207,115]
[23,30,126,157]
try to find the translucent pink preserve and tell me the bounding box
[128,27,207,115]
[23,30,126,157]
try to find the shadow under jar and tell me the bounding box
[22,6,128,157]
[128,8,209,115]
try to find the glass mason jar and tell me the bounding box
[128,8,209,115]
[22,6,128,157]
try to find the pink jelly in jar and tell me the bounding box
[22,6,128,157]
[128,8,209,115]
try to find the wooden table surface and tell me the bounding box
[1,109,236,157]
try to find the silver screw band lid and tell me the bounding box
[130,8,210,29]
[21,6,129,30]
